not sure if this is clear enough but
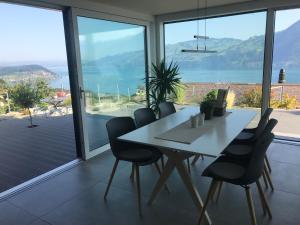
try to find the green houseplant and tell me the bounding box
[149,60,182,113]
[200,90,217,120]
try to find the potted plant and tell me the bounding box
[148,59,182,114]
[200,90,217,120]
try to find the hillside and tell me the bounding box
[0,65,57,83]
[87,19,300,71]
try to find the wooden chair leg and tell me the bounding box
[186,157,191,174]
[161,156,165,169]
[245,186,258,225]
[264,166,274,191]
[135,164,142,217]
[104,159,119,199]
[154,162,170,193]
[198,179,218,225]
[130,163,135,181]
[262,170,269,189]
[215,181,223,201]
[265,156,272,173]
[192,155,200,165]
[256,180,272,218]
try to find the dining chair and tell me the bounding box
[198,120,276,225]
[192,108,273,169]
[105,117,163,216]
[222,115,277,190]
[134,107,157,128]
[133,108,170,191]
[158,101,176,119]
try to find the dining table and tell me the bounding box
[119,106,257,225]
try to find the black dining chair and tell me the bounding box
[197,119,277,225]
[134,108,170,189]
[134,107,157,128]
[192,108,273,168]
[158,101,176,119]
[104,117,163,216]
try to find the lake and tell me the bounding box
[48,66,300,94]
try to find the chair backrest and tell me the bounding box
[253,108,273,140]
[134,108,156,128]
[106,117,136,157]
[158,102,176,118]
[243,118,277,184]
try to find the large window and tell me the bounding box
[164,12,267,127]
[0,3,76,192]
[270,8,300,140]
[77,17,147,151]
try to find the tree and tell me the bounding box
[9,80,50,127]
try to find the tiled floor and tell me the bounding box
[1,141,300,225]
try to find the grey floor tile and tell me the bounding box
[0,200,37,225]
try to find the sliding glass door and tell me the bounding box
[74,12,148,157]
[0,3,77,193]
[270,8,300,141]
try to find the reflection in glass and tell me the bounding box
[77,17,147,150]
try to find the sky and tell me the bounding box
[0,3,300,63]
[165,9,300,44]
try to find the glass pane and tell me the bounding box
[164,12,267,127]
[0,3,76,192]
[270,8,300,140]
[77,17,147,151]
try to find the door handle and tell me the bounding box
[79,87,85,99]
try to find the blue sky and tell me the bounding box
[0,3,300,64]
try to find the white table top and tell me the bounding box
[119,107,257,157]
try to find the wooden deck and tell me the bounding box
[0,115,77,192]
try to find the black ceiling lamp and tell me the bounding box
[181,0,217,53]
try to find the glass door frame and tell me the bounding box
[69,7,151,159]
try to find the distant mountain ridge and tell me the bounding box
[86,19,300,71]
[0,65,57,83]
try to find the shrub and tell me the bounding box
[239,87,262,108]
[174,83,186,105]
[226,91,235,109]
[280,94,297,109]
[203,89,218,102]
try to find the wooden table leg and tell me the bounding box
[148,157,176,205]
[148,150,212,225]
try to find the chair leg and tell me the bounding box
[130,163,135,181]
[215,181,223,201]
[262,170,269,189]
[135,164,142,217]
[186,157,191,174]
[154,162,170,193]
[264,166,274,191]
[161,156,165,169]
[191,155,200,165]
[104,159,119,199]
[256,180,272,218]
[265,156,272,173]
[197,179,218,225]
[245,186,258,225]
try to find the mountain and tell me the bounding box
[273,20,300,69]
[87,19,300,71]
[0,65,57,83]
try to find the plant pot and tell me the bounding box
[200,102,215,120]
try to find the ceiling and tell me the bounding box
[88,0,254,15]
